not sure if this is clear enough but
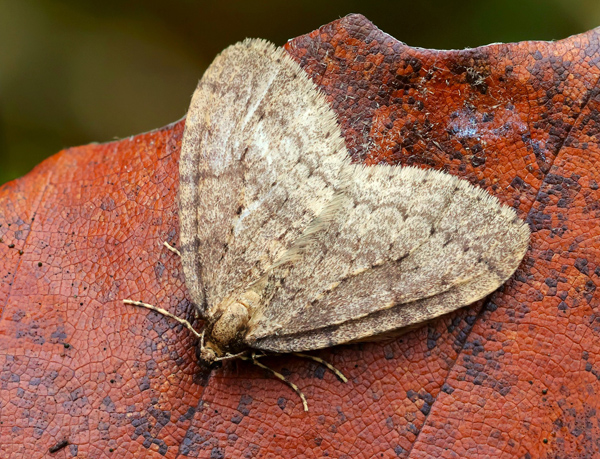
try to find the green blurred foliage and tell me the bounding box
[0,0,593,184]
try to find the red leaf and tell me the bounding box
[2,14,599,458]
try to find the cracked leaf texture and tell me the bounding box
[1,13,600,459]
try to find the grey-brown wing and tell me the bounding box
[245,165,530,352]
[178,39,349,317]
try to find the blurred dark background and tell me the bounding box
[0,0,593,184]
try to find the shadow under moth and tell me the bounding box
[125,39,530,411]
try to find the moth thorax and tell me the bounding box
[211,301,250,347]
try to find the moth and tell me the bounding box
[125,39,530,410]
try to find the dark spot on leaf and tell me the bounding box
[211,447,225,459]
[237,394,253,416]
[510,176,525,190]
[383,345,395,360]
[49,440,69,454]
[545,277,558,288]
[574,258,589,275]
[314,365,326,379]
[427,327,441,350]
[277,397,287,410]
[442,383,455,394]
[471,156,485,167]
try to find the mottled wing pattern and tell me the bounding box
[178,39,348,317]
[246,164,530,352]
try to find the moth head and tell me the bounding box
[197,343,218,366]
[191,328,217,368]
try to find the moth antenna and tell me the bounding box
[241,354,309,412]
[293,353,348,383]
[123,299,202,340]
[162,241,182,257]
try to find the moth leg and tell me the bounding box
[293,353,348,383]
[162,241,181,257]
[253,352,348,382]
[241,354,309,412]
[123,299,202,340]
[215,351,248,361]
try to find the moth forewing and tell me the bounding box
[179,39,350,329]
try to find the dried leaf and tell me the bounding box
[1,13,599,458]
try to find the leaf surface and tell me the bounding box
[1,14,600,458]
